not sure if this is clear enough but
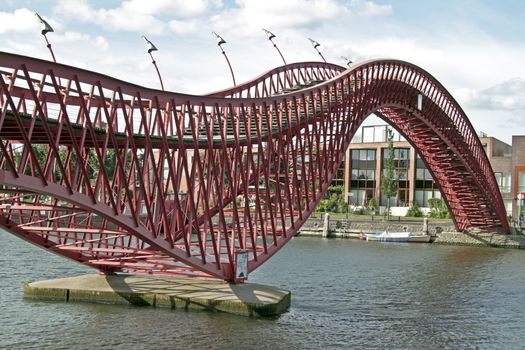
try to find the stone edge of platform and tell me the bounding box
[23,278,291,318]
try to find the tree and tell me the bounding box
[381,127,398,221]
[368,197,378,214]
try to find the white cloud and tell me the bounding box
[94,36,109,51]
[456,78,525,111]
[54,0,221,34]
[169,19,199,35]
[210,0,348,35]
[121,0,210,17]
[350,0,392,16]
[52,31,90,43]
[54,0,166,34]
[0,8,41,34]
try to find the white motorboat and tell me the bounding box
[365,231,430,243]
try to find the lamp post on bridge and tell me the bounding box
[341,56,353,67]
[262,28,291,87]
[35,12,57,63]
[262,28,287,65]
[308,38,326,63]
[142,36,165,91]
[212,31,236,87]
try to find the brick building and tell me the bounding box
[337,124,525,218]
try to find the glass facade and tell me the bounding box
[494,172,511,193]
[352,125,405,144]
[349,149,376,206]
[380,148,410,206]
[414,155,441,207]
[332,160,345,187]
[519,171,525,194]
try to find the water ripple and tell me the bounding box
[2,231,525,349]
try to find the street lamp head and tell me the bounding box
[308,38,320,49]
[142,35,164,90]
[34,12,53,35]
[262,28,276,40]
[212,31,226,46]
[142,35,158,53]
[341,56,353,66]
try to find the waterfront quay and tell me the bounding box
[299,214,525,248]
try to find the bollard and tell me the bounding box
[322,213,330,238]
[423,217,429,234]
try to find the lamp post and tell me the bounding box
[35,12,57,63]
[308,38,326,63]
[518,193,524,230]
[341,56,353,67]
[142,36,165,91]
[262,28,286,65]
[346,192,350,219]
[212,31,236,87]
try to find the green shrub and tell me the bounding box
[407,202,423,217]
[316,185,346,213]
[428,198,450,219]
[368,197,378,211]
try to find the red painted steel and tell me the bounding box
[0,52,509,282]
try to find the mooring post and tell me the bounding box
[322,213,330,238]
[423,217,429,235]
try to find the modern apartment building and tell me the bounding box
[337,124,525,218]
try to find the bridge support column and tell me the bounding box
[24,274,291,317]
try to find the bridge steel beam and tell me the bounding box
[0,52,509,282]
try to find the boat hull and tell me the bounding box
[365,232,431,243]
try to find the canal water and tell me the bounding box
[2,229,525,349]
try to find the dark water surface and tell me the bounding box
[2,228,525,349]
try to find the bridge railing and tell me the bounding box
[0,51,509,282]
[205,61,345,98]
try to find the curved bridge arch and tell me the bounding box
[0,52,508,282]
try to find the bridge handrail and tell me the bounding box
[0,51,510,281]
[0,52,497,186]
[0,51,499,194]
[205,61,345,98]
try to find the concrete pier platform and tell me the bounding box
[23,274,291,317]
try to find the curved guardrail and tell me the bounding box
[0,51,508,282]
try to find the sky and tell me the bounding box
[0,0,524,143]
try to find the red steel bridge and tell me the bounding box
[0,51,509,282]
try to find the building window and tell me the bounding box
[349,149,376,206]
[414,155,440,207]
[331,160,345,187]
[519,171,525,194]
[503,173,511,193]
[504,200,512,215]
[494,172,511,193]
[380,148,410,207]
[358,125,404,143]
[482,143,488,155]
